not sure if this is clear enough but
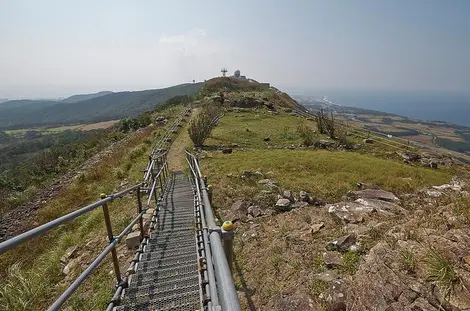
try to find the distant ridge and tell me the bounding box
[61,91,113,103]
[0,83,202,129]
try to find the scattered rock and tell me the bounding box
[228,200,250,221]
[402,151,421,162]
[327,202,373,224]
[60,245,78,264]
[326,234,356,252]
[426,189,442,197]
[258,179,278,187]
[126,231,141,249]
[299,191,311,203]
[222,148,233,154]
[325,279,347,311]
[275,198,292,212]
[292,202,309,209]
[314,270,340,282]
[310,222,325,234]
[363,138,374,143]
[62,258,78,275]
[247,205,263,218]
[323,251,343,268]
[283,190,295,202]
[351,189,399,202]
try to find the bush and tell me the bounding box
[297,123,316,146]
[188,104,222,147]
[316,108,336,138]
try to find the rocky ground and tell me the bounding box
[219,173,470,310]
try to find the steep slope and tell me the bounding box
[61,91,113,103]
[0,83,202,129]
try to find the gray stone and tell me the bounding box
[283,190,295,202]
[258,179,278,186]
[354,198,405,214]
[325,279,347,311]
[229,200,249,221]
[60,245,78,264]
[299,191,310,202]
[352,189,399,202]
[247,206,263,218]
[126,231,141,249]
[314,270,340,282]
[275,198,292,211]
[426,189,442,197]
[292,201,309,209]
[326,234,357,252]
[62,258,78,275]
[311,222,325,234]
[323,251,343,268]
[327,201,373,224]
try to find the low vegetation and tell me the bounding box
[188,104,223,146]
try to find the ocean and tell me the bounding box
[301,90,470,127]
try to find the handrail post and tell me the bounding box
[136,187,144,240]
[221,221,235,275]
[100,193,122,284]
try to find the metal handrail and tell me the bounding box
[0,107,191,310]
[186,150,241,311]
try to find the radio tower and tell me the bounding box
[221,68,228,77]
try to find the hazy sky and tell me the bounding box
[1,0,469,98]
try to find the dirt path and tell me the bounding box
[167,109,196,172]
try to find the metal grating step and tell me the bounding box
[140,245,197,261]
[145,240,196,252]
[127,273,198,290]
[137,253,198,272]
[115,290,200,311]
[121,283,200,303]
[128,264,198,288]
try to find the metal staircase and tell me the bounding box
[116,172,202,311]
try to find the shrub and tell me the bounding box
[297,123,316,146]
[188,104,222,147]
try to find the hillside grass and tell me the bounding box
[200,149,453,207]
[0,106,185,310]
[205,111,319,148]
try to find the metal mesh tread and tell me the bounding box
[136,253,198,271]
[140,246,197,261]
[115,290,200,311]
[118,172,201,311]
[128,264,198,288]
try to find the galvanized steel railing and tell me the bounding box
[0,108,190,311]
[186,150,241,311]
